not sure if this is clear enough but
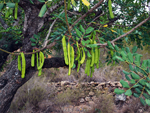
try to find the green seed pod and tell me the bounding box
[21,52,26,78]
[108,0,114,18]
[68,43,71,75]
[71,46,74,68]
[80,47,85,64]
[31,50,35,67]
[62,36,69,65]
[18,55,21,71]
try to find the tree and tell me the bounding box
[0,0,150,112]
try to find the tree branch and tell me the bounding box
[70,0,104,30]
[97,16,150,47]
[43,1,64,18]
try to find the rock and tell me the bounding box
[61,81,70,86]
[92,96,98,102]
[55,82,61,87]
[57,87,62,92]
[88,101,95,107]
[61,105,74,113]
[85,96,91,102]
[80,98,85,103]
[96,84,103,89]
[115,93,126,102]
[89,91,94,96]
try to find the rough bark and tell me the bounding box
[0,1,65,113]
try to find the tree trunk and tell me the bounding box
[0,1,65,112]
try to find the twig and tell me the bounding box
[64,0,71,36]
[87,12,105,28]
[43,1,64,18]
[69,0,104,30]
[43,10,64,48]
[97,16,150,47]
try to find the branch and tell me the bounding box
[97,16,150,47]
[70,0,104,30]
[87,12,105,28]
[43,1,64,18]
[43,11,64,48]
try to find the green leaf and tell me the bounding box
[38,4,47,17]
[146,83,150,89]
[145,99,150,106]
[31,43,36,46]
[125,89,132,96]
[75,28,82,37]
[140,97,146,106]
[0,3,4,11]
[135,88,141,94]
[133,93,140,98]
[127,52,133,63]
[107,41,114,49]
[81,40,86,46]
[147,59,150,68]
[29,0,34,4]
[71,0,76,6]
[134,54,142,66]
[145,88,150,95]
[146,77,150,81]
[115,56,124,61]
[6,3,15,8]
[120,51,127,60]
[38,0,45,2]
[130,79,135,84]
[133,66,138,73]
[131,72,140,80]
[86,44,97,48]
[85,27,94,34]
[133,83,143,89]
[114,88,125,94]
[141,60,147,70]
[116,52,120,56]
[30,38,36,42]
[123,70,130,75]
[143,93,150,99]
[129,64,134,71]
[125,75,131,81]
[114,45,120,51]
[120,79,130,88]
[33,34,40,39]
[126,47,130,53]
[132,46,138,53]
[139,79,146,86]
[79,25,85,33]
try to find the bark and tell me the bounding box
[0,1,65,113]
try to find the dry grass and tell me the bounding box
[87,91,115,113]
[8,75,49,113]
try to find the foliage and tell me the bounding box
[1,0,150,107]
[113,45,150,106]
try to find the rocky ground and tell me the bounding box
[8,79,150,113]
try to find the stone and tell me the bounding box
[61,81,70,86]
[80,98,85,103]
[89,91,94,96]
[85,96,91,102]
[61,105,74,113]
[115,93,126,102]
[96,84,102,89]
[92,96,98,102]
[88,101,95,107]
